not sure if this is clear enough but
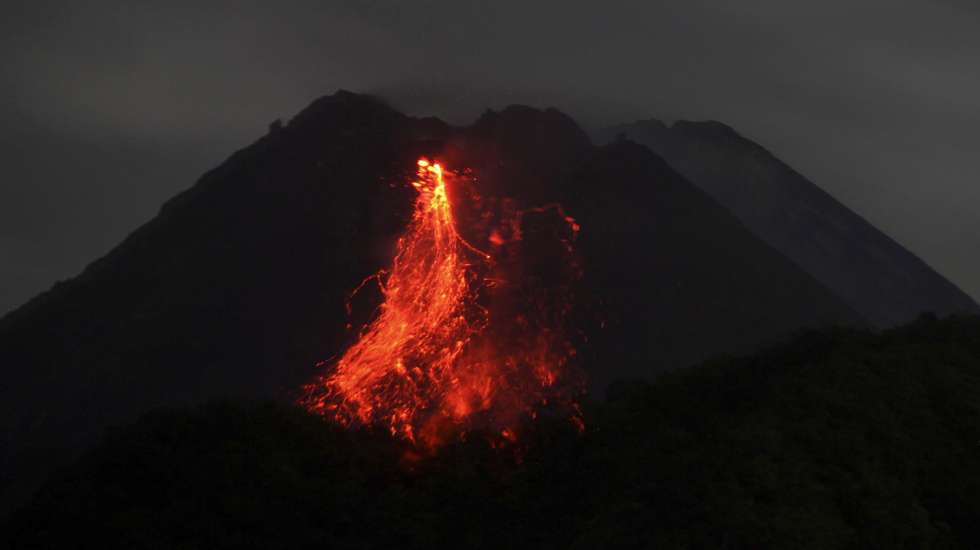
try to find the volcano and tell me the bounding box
[0,91,865,511]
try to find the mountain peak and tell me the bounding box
[670,120,739,139]
[611,117,980,326]
[471,105,592,150]
[633,118,668,131]
[462,105,592,187]
[287,90,405,134]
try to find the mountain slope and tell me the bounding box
[602,120,980,327]
[0,92,861,512]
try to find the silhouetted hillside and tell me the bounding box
[601,120,980,327]
[6,315,979,549]
[0,91,861,513]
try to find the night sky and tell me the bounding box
[3,1,979,315]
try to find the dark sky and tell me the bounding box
[3,1,979,314]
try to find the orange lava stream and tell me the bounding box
[303,159,582,449]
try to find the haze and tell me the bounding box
[3,1,979,314]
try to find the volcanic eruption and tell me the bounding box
[302,159,585,449]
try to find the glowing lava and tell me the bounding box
[303,159,583,449]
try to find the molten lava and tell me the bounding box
[303,159,583,449]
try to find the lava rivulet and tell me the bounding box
[303,159,584,449]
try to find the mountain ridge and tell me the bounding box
[602,118,980,326]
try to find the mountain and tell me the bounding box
[0,91,862,513]
[6,315,980,549]
[601,120,980,327]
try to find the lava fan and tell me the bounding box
[302,159,585,449]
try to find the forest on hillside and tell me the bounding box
[5,315,979,549]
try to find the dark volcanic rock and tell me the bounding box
[602,119,980,327]
[0,92,861,513]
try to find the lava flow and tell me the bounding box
[303,159,584,450]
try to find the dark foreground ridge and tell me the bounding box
[6,315,980,549]
[0,91,864,512]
